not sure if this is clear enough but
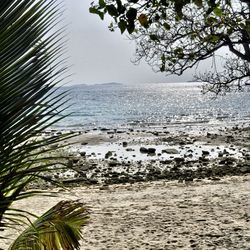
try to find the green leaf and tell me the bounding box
[89,7,104,20]
[126,8,137,21]
[116,0,126,14]
[160,0,169,7]
[99,0,106,9]
[127,21,135,34]
[213,7,223,17]
[174,1,184,19]
[149,34,159,41]
[106,4,118,17]
[194,0,203,7]
[118,20,127,34]
[204,34,220,43]
[9,201,89,250]
[163,22,171,30]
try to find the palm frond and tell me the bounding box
[8,201,89,250]
[0,0,75,231]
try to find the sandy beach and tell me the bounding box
[2,175,250,249]
[2,124,250,249]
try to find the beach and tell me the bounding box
[2,123,250,249]
[2,175,250,249]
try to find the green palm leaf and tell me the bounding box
[8,201,89,250]
[0,0,69,223]
[0,1,88,249]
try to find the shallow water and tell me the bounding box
[70,142,244,163]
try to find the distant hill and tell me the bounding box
[62,82,123,88]
[93,82,123,86]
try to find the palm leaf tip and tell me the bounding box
[9,200,90,250]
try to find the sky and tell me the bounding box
[64,0,196,85]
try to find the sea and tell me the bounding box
[52,82,250,130]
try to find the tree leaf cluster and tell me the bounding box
[90,0,250,92]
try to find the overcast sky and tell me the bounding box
[64,0,196,85]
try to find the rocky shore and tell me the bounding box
[39,123,250,188]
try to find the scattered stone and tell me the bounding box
[100,128,109,131]
[202,150,210,156]
[162,148,179,154]
[148,148,156,154]
[72,158,79,164]
[105,151,113,159]
[107,131,114,134]
[109,161,119,167]
[140,147,148,154]
[126,148,134,152]
[239,165,250,173]
[80,152,86,157]
[99,185,109,190]
[175,157,185,163]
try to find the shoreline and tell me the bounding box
[34,122,250,188]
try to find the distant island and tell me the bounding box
[93,82,123,86]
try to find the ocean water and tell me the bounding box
[53,82,250,130]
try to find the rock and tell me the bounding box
[116,130,124,134]
[105,151,113,159]
[99,185,109,190]
[226,135,235,142]
[207,132,212,137]
[160,160,173,164]
[218,151,224,157]
[174,157,185,163]
[100,128,109,131]
[211,177,221,181]
[107,131,114,134]
[126,148,135,152]
[80,152,86,157]
[152,131,159,136]
[223,149,229,155]
[239,165,250,173]
[109,161,119,167]
[199,157,209,162]
[122,141,128,147]
[148,148,156,154]
[184,177,194,182]
[81,142,88,145]
[72,158,79,164]
[140,147,148,153]
[202,150,210,156]
[81,164,91,171]
[161,137,173,142]
[218,157,235,165]
[162,148,179,154]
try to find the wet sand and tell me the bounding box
[46,124,250,186]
